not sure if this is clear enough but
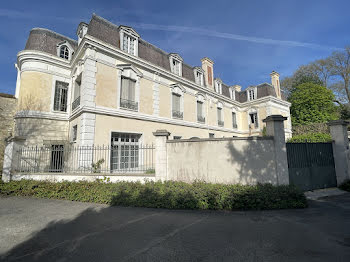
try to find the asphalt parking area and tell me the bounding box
[0,194,349,262]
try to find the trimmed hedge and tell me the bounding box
[339,180,350,192]
[0,179,307,210]
[287,132,332,143]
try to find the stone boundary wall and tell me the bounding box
[166,137,277,184]
[0,93,17,172]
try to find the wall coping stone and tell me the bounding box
[153,129,171,137]
[167,136,274,143]
[263,115,288,122]
[328,120,349,126]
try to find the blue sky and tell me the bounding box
[1,0,349,94]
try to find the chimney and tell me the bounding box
[77,22,89,45]
[270,71,281,98]
[201,57,214,89]
[233,85,242,92]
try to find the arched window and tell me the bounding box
[60,45,69,60]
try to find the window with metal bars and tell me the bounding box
[217,107,224,126]
[172,93,183,119]
[110,132,141,171]
[53,81,68,112]
[197,101,205,123]
[120,77,138,110]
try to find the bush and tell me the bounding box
[339,180,350,192]
[0,179,307,210]
[287,133,332,143]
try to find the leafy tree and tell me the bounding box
[281,64,323,98]
[289,82,338,125]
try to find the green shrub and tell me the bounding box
[339,180,350,192]
[287,133,332,143]
[0,179,307,210]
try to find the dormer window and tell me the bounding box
[194,67,204,86]
[119,26,140,56]
[169,54,183,76]
[214,79,222,94]
[56,41,73,61]
[229,87,235,100]
[247,87,257,101]
[60,45,69,60]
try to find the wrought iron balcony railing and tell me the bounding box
[218,120,224,127]
[120,99,138,111]
[72,96,80,111]
[197,115,205,123]
[172,110,183,119]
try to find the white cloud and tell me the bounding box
[117,21,342,51]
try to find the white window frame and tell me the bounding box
[215,79,223,94]
[194,67,204,86]
[229,87,235,100]
[169,54,183,76]
[117,64,143,112]
[50,75,71,115]
[232,108,238,129]
[247,108,259,129]
[170,84,185,120]
[110,132,142,172]
[247,86,257,101]
[217,102,224,126]
[56,41,74,61]
[119,26,139,56]
[196,93,206,123]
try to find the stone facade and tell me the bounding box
[0,93,17,171]
[7,14,292,176]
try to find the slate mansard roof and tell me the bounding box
[24,14,282,102]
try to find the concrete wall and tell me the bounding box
[0,94,17,171]
[166,138,278,185]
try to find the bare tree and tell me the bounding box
[328,47,350,103]
[311,58,334,88]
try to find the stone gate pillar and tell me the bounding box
[153,130,170,181]
[328,120,350,185]
[263,115,289,185]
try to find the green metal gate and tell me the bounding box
[286,142,337,191]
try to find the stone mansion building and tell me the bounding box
[13,14,291,150]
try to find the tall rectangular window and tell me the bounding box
[248,89,256,100]
[197,101,205,123]
[72,75,81,110]
[172,93,183,119]
[172,59,180,75]
[122,34,136,55]
[111,133,141,171]
[72,125,77,142]
[195,71,203,86]
[232,112,237,128]
[53,81,68,112]
[120,77,137,110]
[217,108,224,126]
[249,113,258,128]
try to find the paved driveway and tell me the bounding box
[0,194,349,262]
